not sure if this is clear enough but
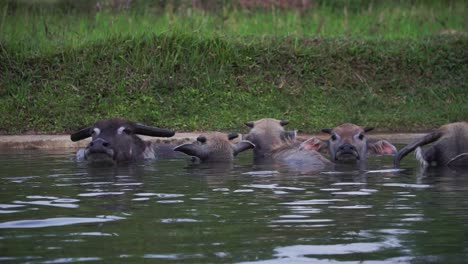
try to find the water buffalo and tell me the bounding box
[244,118,296,160]
[319,123,397,163]
[394,122,468,168]
[244,118,331,170]
[173,132,255,163]
[71,118,176,163]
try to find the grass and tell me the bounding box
[0,1,467,134]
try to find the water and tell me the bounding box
[1,149,468,263]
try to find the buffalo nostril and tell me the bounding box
[90,142,94,147]
[339,144,356,152]
[102,142,110,147]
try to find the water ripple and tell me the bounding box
[281,199,347,205]
[134,193,185,198]
[78,192,124,197]
[42,257,101,263]
[13,200,79,209]
[329,205,373,209]
[0,210,21,214]
[382,183,431,189]
[274,239,401,257]
[331,191,372,196]
[0,216,125,228]
[0,204,26,209]
[243,184,305,191]
[160,218,200,223]
[242,171,279,176]
[271,219,334,224]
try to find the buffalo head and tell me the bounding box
[244,118,296,160]
[71,118,175,163]
[321,123,397,163]
[173,132,255,163]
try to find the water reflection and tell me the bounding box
[0,216,124,228]
[0,150,467,263]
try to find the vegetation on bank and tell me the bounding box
[0,1,467,134]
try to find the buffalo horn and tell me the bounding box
[280,120,289,126]
[134,124,175,137]
[228,133,239,140]
[245,121,255,128]
[394,130,443,168]
[70,127,92,142]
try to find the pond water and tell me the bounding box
[1,149,468,264]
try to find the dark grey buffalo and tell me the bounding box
[394,122,468,168]
[318,123,397,163]
[71,118,176,163]
[174,132,255,163]
[244,118,331,171]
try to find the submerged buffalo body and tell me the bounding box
[319,123,397,163]
[244,118,330,170]
[71,118,176,163]
[394,122,468,167]
[174,132,255,163]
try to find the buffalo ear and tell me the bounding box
[364,127,374,133]
[233,140,255,156]
[368,140,397,155]
[245,121,254,128]
[321,128,332,134]
[228,133,239,140]
[280,120,289,126]
[70,127,92,142]
[300,138,327,152]
[134,123,175,137]
[173,143,207,159]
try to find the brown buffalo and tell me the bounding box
[319,123,397,163]
[244,118,331,170]
[244,118,296,160]
[394,122,468,167]
[173,132,255,163]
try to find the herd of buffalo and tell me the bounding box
[70,118,468,170]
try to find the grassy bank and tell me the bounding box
[0,2,467,134]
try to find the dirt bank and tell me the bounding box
[0,133,426,150]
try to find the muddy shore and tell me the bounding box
[0,133,426,150]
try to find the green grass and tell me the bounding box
[1,1,466,57]
[0,1,467,134]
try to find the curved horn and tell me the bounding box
[228,133,239,140]
[364,127,374,132]
[394,130,443,168]
[134,124,175,137]
[245,121,254,128]
[173,143,207,160]
[70,127,92,142]
[280,120,289,126]
[321,128,332,134]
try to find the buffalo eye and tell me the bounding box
[331,134,337,141]
[358,134,364,140]
[117,126,132,135]
[123,128,132,134]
